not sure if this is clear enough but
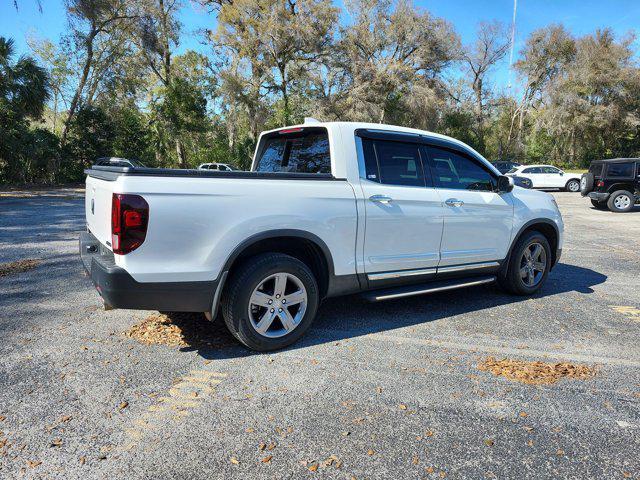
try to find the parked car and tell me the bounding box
[492,161,521,174]
[506,164,581,192]
[94,157,146,168]
[80,121,564,351]
[198,162,239,171]
[580,158,640,212]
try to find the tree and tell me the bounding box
[60,0,136,146]
[215,0,339,127]
[0,37,53,183]
[337,0,460,127]
[462,21,510,153]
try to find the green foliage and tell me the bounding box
[2,2,640,185]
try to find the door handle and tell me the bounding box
[369,194,392,204]
[445,198,464,207]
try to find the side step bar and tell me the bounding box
[361,276,496,302]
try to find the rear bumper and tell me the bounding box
[588,192,609,202]
[79,231,216,312]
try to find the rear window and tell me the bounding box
[255,128,331,174]
[606,162,633,178]
[588,163,603,177]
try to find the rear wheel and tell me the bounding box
[607,190,634,213]
[565,179,580,192]
[499,231,551,295]
[590,199,607,210]
[221,253,319,351]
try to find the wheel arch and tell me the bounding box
[220,229,338,301]
[504,219,560,272]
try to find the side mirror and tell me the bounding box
[497,175,514,193]
[559,171,564,176]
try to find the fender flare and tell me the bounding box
[503,218,561,274]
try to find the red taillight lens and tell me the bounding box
[596,180,604,188]
[111,193,149,255]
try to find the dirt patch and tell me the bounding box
[0,259,41,277]
[124,312,235,349]
[478,356,596,385]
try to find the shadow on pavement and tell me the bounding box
[169,262,607,360]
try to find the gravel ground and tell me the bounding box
[0,190,638,479]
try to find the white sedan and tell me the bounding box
[507,165,581,192]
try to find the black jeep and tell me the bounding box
[580,158,640,212]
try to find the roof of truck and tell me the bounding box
[262,120,488,161]
[591,158,639,163]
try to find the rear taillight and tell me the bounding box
[111,193,149,255]
[596,180,604,188]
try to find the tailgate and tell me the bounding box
[85,175,114,250]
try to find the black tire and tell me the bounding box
[565,178,580,192]
[580,173,593,196]
[590,199,607,210]
[498,230,551,295]
[607,190,635,213]
[221,253,319,351]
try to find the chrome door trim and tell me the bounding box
[437,261,500,274]
[367,261,500,281]
[367,267,437,281]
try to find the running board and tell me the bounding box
[361,276,496,302]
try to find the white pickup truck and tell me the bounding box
[81,120,564,351]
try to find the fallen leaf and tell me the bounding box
[258,442,266,451]
[556,449,564,456]
[119,401,129,410]
[0,415,5,421]
[439,472,447,478]
[478,357,596,385]
[230,456,240,465]
[261,455,272,463]
[27,460,42,468]
[426,466,435,473]
[399,404,407,410]
[79,456,86,465]
[519,412,528,418]
[50,439,62,447]
[425,430,434,437]
[484,439,494,447]
[308,463,318,472]
[412,455,419,465]
[376,387,383,394]
[367,449,374,456]
[245,427,255,433]
[341,431,350,436]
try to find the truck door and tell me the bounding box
[425,145,513,267]
[357,133,444,285]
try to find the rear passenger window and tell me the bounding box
[523,167,541,174]
[427,146,495,191]
[606,163,633,178]
[255,129,330,174]
[362,139,426,187]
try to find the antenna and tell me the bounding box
[507,0,517,89]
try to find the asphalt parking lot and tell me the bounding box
[1,190,639,479]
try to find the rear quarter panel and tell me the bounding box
[113,176,358,283]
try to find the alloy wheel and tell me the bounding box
[568,180,580,192]
[614,194,631,210]
[519,242,547,287]
[247,272,308,338]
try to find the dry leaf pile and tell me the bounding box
[124,312,235,348]
[0,259,40,277]
[478,356,596,385]
[125,314,188,347]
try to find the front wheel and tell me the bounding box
[565,179,580,192]
[499,231,551,295]
[221,253,319,351]
[607,190,635,213]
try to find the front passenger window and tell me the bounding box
[427,147,495,191]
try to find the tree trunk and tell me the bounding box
[61,30,96,147]
[175,138,186,168]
